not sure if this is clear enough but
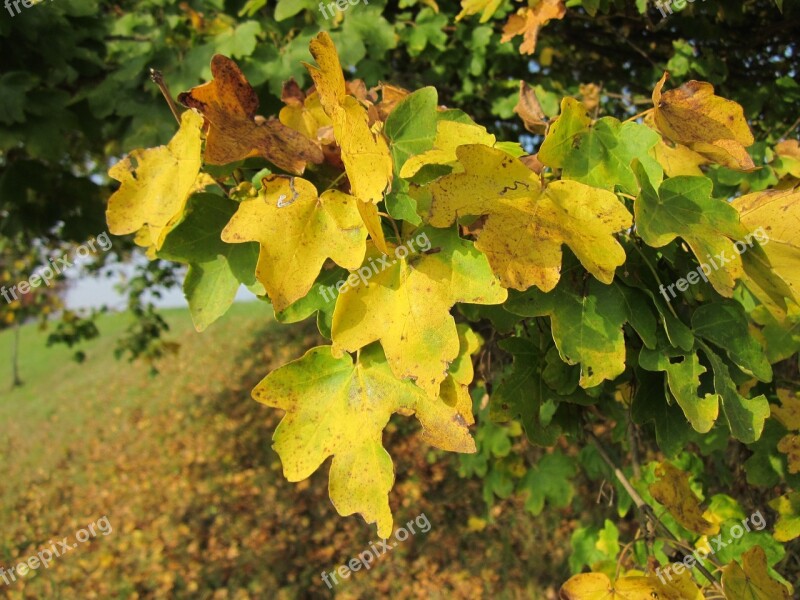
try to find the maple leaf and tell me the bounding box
[769,491,800,542]
[514,81,548,134]
[560,571,701,600]
[252,343,475,538]
[178,55,323,173]
[455,0,504,22]
[439,323,481,425]
[398,117,496,179]
[733,186,800,305]
[158,193,262,331]
[649,462,719,535]
[634,164,746,298]
[500,0,566,56]
[539,97,661,195]
[505,269,632,389]
[428,144,632,292]
[107,109,205,251]
[331,227,507,397]
[652,72,755,171]
[220,175,367,311]
[304,32,393,203]
[721,546,792,599]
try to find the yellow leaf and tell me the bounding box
[252,344,475,538]
[732,187,800,304]
[649,462,719,535]
[559,571,694,599]
[399,119,496,179]
[106,109,205,251]
[722,546,792,599]
[455,0,504,23]
[500,0,566,56]
[440,324,481,425]
[778,433,800,473]
[305,32,393,204]
[221,175,367,311]
[331,228,507,397]
[650,139,709,177]
[356,200,390,255]
[177,55,323,172]
[772,389,800,431]
[652,72,755,170]
[427,144,632,291]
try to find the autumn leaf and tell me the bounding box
[107,109,205,251]
[177,55,323,172]
[455,0,504,22]
[732,186,800,304]
[649,462,719,535]
[721,546,792,599]
[220,175,367,311]
[769,491,800,542]
[560,571,698,600]
[439,323,481,425]
[514,80,548,134]
[652,72,755,170]
[305,32,393,203]
[500,0,566,56]
[634,165,746,298]
[252,343,475,538]
[428,144,632,292]
[331,227,507,397]
[399,118,496,179]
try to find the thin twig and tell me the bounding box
[149,69,182,124]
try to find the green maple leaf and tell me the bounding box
[519,451,576,515]
[158,193,262,331]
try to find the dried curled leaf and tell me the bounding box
[652,72,755,171]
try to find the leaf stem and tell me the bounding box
[623,107,653,124]
[149,69,182,125]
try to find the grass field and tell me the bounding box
[0,303,569,599]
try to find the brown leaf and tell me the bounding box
[280,78,306,107]
[178,55,323,173]
[649,461,719,535]
[579,82,601,112]
[500,0,566,56]
[514,81,547,134]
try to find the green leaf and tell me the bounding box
[769,492,800,542]
[692,300,772,382]
[213,21,262,59]
[274,266,348,339]
[634,165,747,298]
[489,338,562,446]
[506,268,628,388]
[631,367,693,458]
[519,451,576,515]
[274,0,316,21]
[638,343,719,433]
[384,87,438,174]
[158,193,261,332]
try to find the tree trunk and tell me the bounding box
[11,322,22,389]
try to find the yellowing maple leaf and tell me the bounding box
[305,32,393,204]
[722,546,793,599]
[178,55,323,173]
[501,0,566,56]
[649,462,719,535]
[652,72,755,171]
[428,144,632,291]
[455,0,504,22]
[252,343,475,538]
[560,571,700,600]
[733,186,800,305]
[331,228,507,398]
[107,109,205,251]
[221,175,367,311]
[398,118,497,179]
